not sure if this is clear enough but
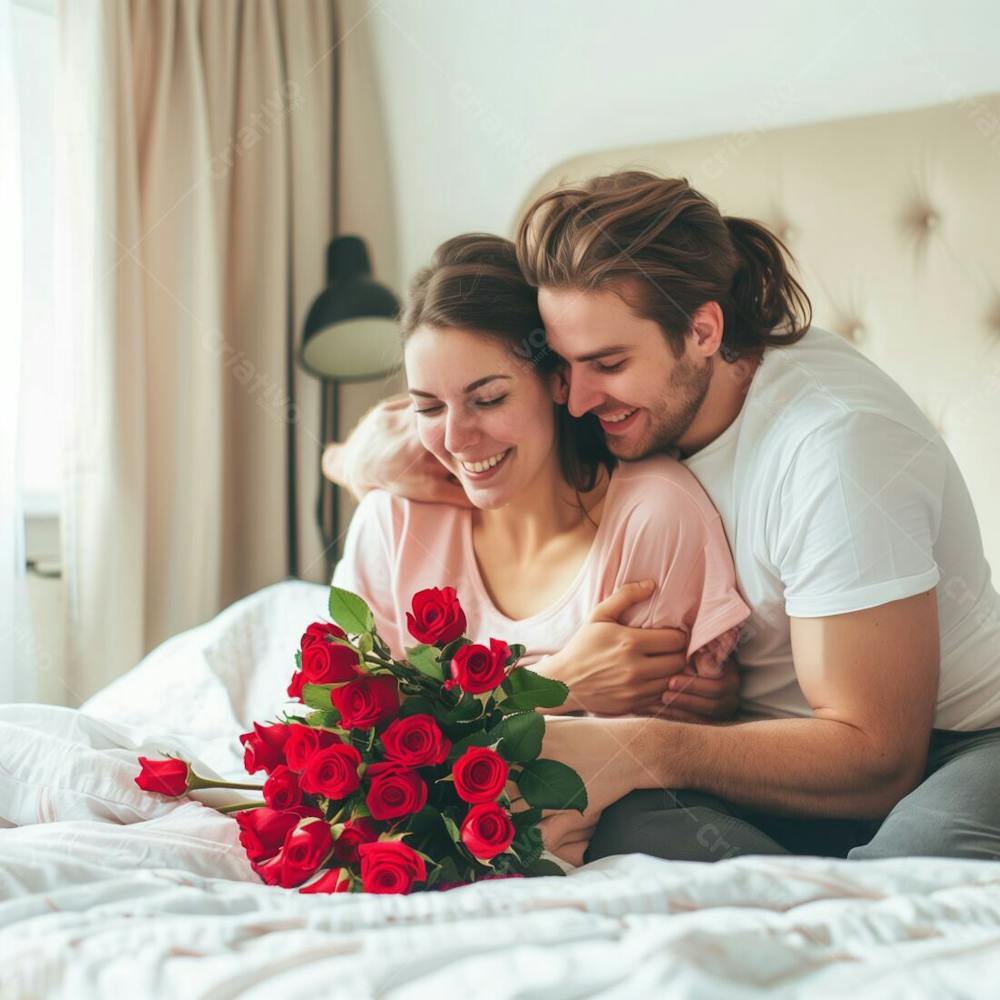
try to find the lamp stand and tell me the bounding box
[318,379,341,581]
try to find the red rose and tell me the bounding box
[333,817,380,865]
[301,637,361,685]
[298,867,352,894]
[452,746,509,804]
[284,723,341,771]
[330,675,400,730]
[446,638,510,695]
[253,817,335,888]
[381,714,452,768]
[301,621,347,650]
[135,757,190,796]
[234,804,322,863]
[239,722,292,775]
[406,587,467,646]
[365,762,428,820]
[287,670,306,701]
[299,742,363,800]
[460,802,515,860]
[263,764,303,810]
[358,840,427,894]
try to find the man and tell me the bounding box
[324,171,1000,866]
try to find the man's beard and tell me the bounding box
[608,354,712,460]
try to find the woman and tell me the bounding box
[331,234,751,862]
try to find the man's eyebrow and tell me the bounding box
[408,374,512,399]
[571,345,630,363]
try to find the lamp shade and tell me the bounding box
[299,236,401,381]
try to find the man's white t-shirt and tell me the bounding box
[682,325,1000,731]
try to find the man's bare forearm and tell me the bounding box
[633,716,925,820]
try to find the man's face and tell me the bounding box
[538,286,711,459]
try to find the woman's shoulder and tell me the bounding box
[607,454,720,526]
[353,489,468,541]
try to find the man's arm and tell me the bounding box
[633,589,940,819]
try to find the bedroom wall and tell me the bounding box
[336,0,1000,431]
[343,0,1000,291]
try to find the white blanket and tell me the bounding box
[3,580,1000,998]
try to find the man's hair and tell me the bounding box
[515,170,812,359]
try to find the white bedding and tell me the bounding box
[2,580,1000,998]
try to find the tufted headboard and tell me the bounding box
[517,93,1000,575]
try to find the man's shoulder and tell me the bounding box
[746,326,938,465]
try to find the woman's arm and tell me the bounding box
[541,466,749,722]
[532,581,741,721]
[330,490,406,659]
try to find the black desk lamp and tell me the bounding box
[299,235,400,579]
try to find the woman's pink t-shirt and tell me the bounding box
[332,454,750,672]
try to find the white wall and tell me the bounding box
[342,0,1000,291]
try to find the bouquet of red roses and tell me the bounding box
[135,584,586,894]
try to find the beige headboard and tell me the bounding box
[518,93,1000,575]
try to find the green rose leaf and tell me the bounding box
[433,855,462,886]
[301,683,335,711]
[505,643,527,667]
[492,711,544,762]
[404,806,442,837]
[441,813,462,845]
[398,696,436,718]
[446,729,496,763]
[439,637,471,661]
[509,823,544,869]
[305,708,343,729]
[498,668,569,713]
[328,586,375,636]
[406,644,444,681]
[510,806,543,828]
[516,758,588,813]
[436,693,484,726]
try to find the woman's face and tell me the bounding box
[404,325,560,509]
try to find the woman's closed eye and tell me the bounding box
[414,395,507,416]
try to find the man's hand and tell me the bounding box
[538,581,689,717]
[321,395,473,508]
[656,654,741,723]
[526,716,649,867]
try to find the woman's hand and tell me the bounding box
[529,716,647,866]
[321,395,473,507]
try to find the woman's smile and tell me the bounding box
[458,447,514,481]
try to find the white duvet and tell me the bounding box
[2,580,1000,999]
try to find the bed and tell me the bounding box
[4,93,1000,997]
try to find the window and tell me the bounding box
[13,0,60,520]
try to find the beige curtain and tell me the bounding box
[56,0,336,703]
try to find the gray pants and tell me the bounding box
[585,726,1000,863]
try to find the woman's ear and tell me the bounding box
[549,368,570,404]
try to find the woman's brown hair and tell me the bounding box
[400,233,615,493]
[514,170,811,360]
